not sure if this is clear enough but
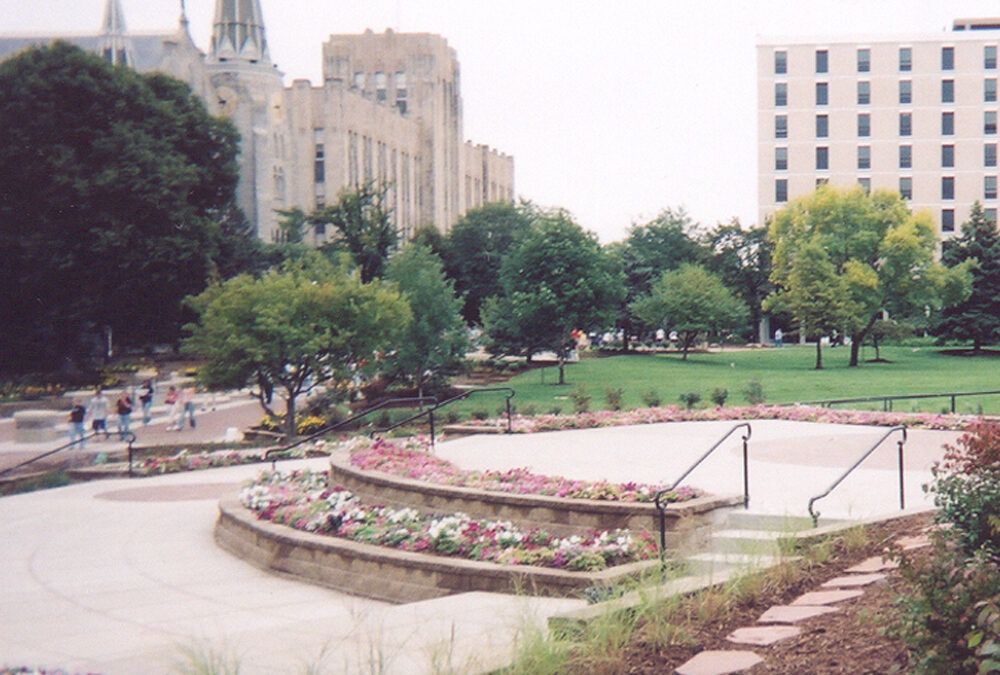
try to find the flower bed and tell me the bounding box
[240,469,658,571]
[347,436,699,504]
[458,404,972,434]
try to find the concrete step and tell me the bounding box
[709,529,789,556]
[441,424,506,436]
[685,551,787,574]
[723,511,846,532]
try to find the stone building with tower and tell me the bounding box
[0,0,515,241]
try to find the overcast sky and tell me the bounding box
[5,1,1000,242]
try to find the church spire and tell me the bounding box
[210,0,271,64]
[98,0,134,67]
[101,0,127,35]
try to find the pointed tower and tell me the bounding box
[206,0,286,241]
[97,0,134,67]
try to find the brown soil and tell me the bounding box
[617,513,931,674]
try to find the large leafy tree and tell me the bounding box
[702,220,773,341]
[631,264,748,360]
[0,42,244,373]
[311,181,396,283]
[482,211,624,384]
[184,254,411,438]
[767,186,971,367]
[935,202,1000,352]
[442,201,534,324]
[385,244,468,397]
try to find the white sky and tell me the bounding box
[4,0,1000,242]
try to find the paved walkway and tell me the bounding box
[0,419,962,673]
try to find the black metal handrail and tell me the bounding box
[653,422,752,557]
[264,396,438,467]
[807,426,907,527]
[1,430,138,479]
[369,387,516,449]
[794,389,1000,413]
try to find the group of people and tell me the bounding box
[67,380,197,447]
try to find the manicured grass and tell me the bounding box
[452,345,1000,417]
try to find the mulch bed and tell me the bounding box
[619,513,931,674]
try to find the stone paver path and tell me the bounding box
[675,650,764,675]
[726,625,802,646]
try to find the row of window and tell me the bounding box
[775,78,999,106]
[352,70,409,111]
[774,45,998,75]
[774,176,998,202]
[776,143,999,170]
[775,111,1000,138]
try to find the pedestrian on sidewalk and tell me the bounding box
[138,379,155,426]
[180,386,197,429]
[68,398,86,447]
[116,391,133,440]
[87,388,110,440]
[164,385,181,430]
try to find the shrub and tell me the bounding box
[709,387,729,407]
[570,386,591,414]
[640,390,662,408]
[442,409,462,424]
[604,387,625,411]
[471,408,490,420]
[742,379,765,405]
[548,405,563,415]
[296,415,326,435]
[519,403,538,416]
[678,391,701,410]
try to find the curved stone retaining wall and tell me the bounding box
[329,457,743,550]
[215,498,657,603]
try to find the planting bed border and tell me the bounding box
[329,456,743,546]
[215,497,657,603]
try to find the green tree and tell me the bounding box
[703,220,773,341]
[409,224,448,260]
[767,185,970,367]
[442,201,534,324]
[482,211,624,384]
[631,264,749,360]
[935,202,1000,352]
[0,42,244,373]
[312,181,397,283]
[184,254,411,437]
[385,244,468,398]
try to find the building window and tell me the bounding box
[816,177,829,187]
[775,147,788,170]
[900,112,912,136]
[858,177,871,193]
[816,49,828,74]
[775,115,788,139]
[775,82,787,106]
[942,209,955,232]
[987,45,998,70]
[900,144,912,169]
[942,46,955,70]
[776,179,788,202]
[987,176,998,199]
[816,82,828,105]
[899,80,912,104]
[899,176,912,200]
[943,112,955,135]
[988,79,998,102]
[857,48,871,72]
[395,71,408,113]
[857,81,870,104]
[775,50,787,74]
[375,71,387,102]
[942,144,955,168]
[942,176,955,200]
[353,71,365,90]
[816,114,828,138]
[858,113,870,137]
[942,79,955,103]
[816,146,829,170]
[988,111,998,135]
[987,208,998,223]
[858,145,871,169]
[900,47,912,71]
[313,142,325,184]
[987,143,998,167]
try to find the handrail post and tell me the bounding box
[951,395,956,413]
[898,435,906,510]
[505,395,512,433]
[742,432,750,509]
[127,434,135,478]
[428,410,436,451]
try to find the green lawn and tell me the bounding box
[452,345,1000,417]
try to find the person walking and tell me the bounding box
[116,391,133,440]
[138,379,155,426]
[164,385,181,430]
[180,386,197,429]
[87,388,110,440]
[68,398,86,448]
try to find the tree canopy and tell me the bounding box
[482,211,624,383]
[184,254,411,437]
[0,42,247,373]
[312,181,397,283]
[702,220,773,342]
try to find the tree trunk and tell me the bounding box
[285,394,297,439]
[849,313,880,367]
[815,339,823,370]
[558,356,566,385]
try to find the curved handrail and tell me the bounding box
[653,422,752,557]
[369,387,516,448]
[263,396,438,466]
[1,430,137,478]
[807,426,907,527]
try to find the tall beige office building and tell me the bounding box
[758,18,1000,236]
[0,0,514,241]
